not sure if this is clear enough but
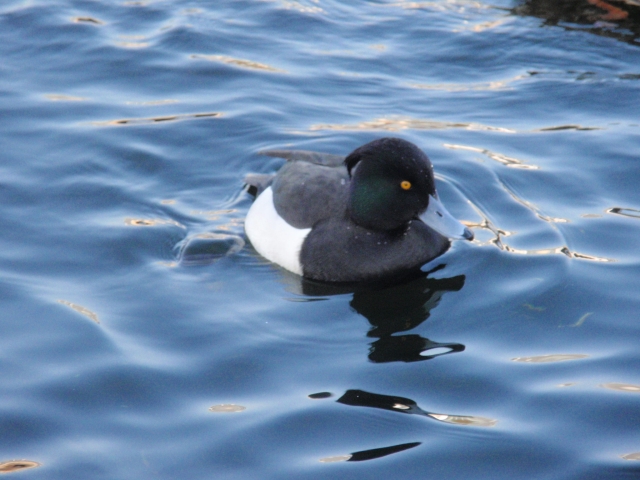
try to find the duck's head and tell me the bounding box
[345,137,473,240]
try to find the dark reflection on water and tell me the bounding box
[308,392,333,399]
[347,442,422,462]
[368,335,465,363]
[336,389,498,427]
[283,266,466,363]
[351,270,466,362]
[513,0,640,44]
[350,269,465,337]
[337,389,430,417]
[319,442,421,463]
[607,207,640,219]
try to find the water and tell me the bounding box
[1,0,640,478]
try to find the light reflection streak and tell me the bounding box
[190,54,286,73]
[460,17,513,32]
[125,99,179,106]
[463,185,613,262]
[189,208,240,221]
[511,354,589,363]
[0,461,41,474]
[310,116,516,133]
[158,261,178,268]
[464,213,612,261]
[498,178,568,223]
[502,245,611,262]
[444,143,539,169]
[567,312,593,327]
[57,300,100,324]
[410,73,529,91]
[599,383,640,393]
[306,117,601,135]
[208,404,246,413]
[319,455,351,463]
[116,41,149,49]
[277,0,324,14]
[125,218,185,228]
[45,94,87,102]
[385,1,490,12]
[72,16,104,25]
[427,413,497,426]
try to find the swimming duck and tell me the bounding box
[245,137,473,283]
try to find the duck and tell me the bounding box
[244,137,473,283]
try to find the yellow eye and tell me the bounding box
[400,180,412,190]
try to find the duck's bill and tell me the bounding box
[421,195,474,241]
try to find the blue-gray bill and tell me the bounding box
[420,195,474,241]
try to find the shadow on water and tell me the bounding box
[513,0,640,45]
[282,265,466,364]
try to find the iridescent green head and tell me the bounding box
[345,138,436,231]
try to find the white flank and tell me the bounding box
[245,186,311,275]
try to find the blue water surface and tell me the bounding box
[1,0,640,478]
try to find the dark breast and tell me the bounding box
[300,219,450,283]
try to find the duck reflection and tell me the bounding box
[346,441,421,461]
[513,0,640,44]
[337,389,429,416]
[336,389,497,427]
[313,389,496,463]
[284,265,466,363]
[368,335,464,363]
[350,269,465,363]
[319,442,421,463]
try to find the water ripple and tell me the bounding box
[91,112,222,126]
[190,54,287,73]
[310,116,516,133]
